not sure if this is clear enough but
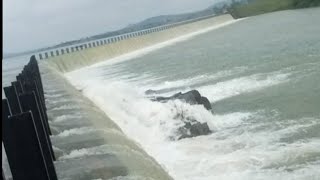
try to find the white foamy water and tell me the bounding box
[52,114,84,123]
[50,104,81,111]
[66,62,320,180]
[141,66,249,91]
[59,144,145,160]
[54,126,123,138]
[55,127,97,137]
[198,71,291,103]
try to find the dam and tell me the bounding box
[3,7,320,179]
[2,13,238,180]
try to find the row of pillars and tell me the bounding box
[2,55,58,180]
[38,24,173,60]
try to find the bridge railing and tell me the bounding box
[36,14,217,60]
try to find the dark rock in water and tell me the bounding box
[151,90,212,110]
[190,122,211,136]
[147,89,213,140]
[145,89,158,95]
[200,97,211,111]
[178,122,212,140]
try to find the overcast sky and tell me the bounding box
[3,0,222,53]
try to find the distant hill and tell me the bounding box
[89,1,233,40]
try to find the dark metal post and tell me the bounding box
[4,86,22,115]
[19,92,58,179]
[11,81,23,94]
[2,111,50,180]
[21,79,52,135]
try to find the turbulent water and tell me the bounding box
[3,8,320,180]
[66,8,320,180]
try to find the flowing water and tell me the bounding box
[66,8,320,180]
[2,7,320,180]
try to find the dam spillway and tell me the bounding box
[40,14,235,73]
[2,57,173,180]
[40,62,174,180]
[2,14,237,180]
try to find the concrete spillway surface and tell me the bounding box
[37,64,173,179]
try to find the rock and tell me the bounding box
[190,122,211,136]
[178,122,212,140]
[200,97,211,111]
[151,90,212,110]
[147,89,213,140]
[145,89,158,95]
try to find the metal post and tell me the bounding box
[4,86,22,115]
[19,92,58,179]
[21,79,52,135]
[2,111,50,180]
[11,81,23,95]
